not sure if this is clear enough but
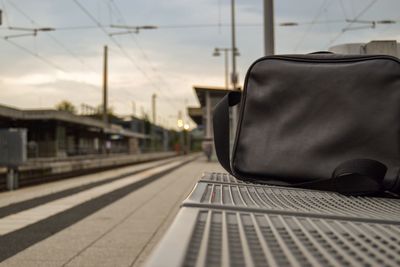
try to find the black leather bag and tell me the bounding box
[213,53,400,196]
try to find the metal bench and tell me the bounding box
[145,172,400,267]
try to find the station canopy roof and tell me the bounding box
[189,85,240,126]
[0,104,147,139]
[192,85,232,107]
[187,107,202,125]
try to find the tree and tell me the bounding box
[56,100,77,114]
[95,105,115,116]
[86,105,119,122]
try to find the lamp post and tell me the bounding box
[213,47,239,90]
[177,111,184,155]
[174,111,191,154]
[103,45,108,127]
[102,45,109,154]
[230,0,239,90]
[151,94,157,151]
[184,123,190,154]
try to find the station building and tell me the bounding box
[329,40,400,57]
[0,104,159,158]
[113,115,177,153]
[188,86,233,159]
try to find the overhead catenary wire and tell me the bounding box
[107,0,184,101]
[218,0,222,33]
[154,22,346,28]
[1,0,9,26]
[350,0,356,17]
[2,0,395,114]
[0,21,352,32]
[294,0,332,52]
[322,2,335,42]
[5,0,35,24]
[1,1,68,73]
[51,25,102,31]
[46,34,98,73]
[4,0,99,74]
[72,0,179,115]
[2,34,114,96]
[326,0,379,48]
[339,0,349,20]
[1,2,132,111]
[107,0,193,117]
[372,15,400,39]
[4,38,68,73]
[110,35,180,113]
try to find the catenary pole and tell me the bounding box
[103,45,108,126]
[231,0,238,89]
[263,0,275,55]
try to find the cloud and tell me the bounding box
[0,0,399,127]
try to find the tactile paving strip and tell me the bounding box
[145,172,400,267]
[186,173,400,223]
[201,172,246,184]
[182,209,400,267]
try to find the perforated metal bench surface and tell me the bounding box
[145,172,400,267]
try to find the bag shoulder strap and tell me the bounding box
[301,159,387,195]
[213,91,241,175]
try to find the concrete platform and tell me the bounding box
[0,152,177,190]
[0,156,180,209]
[0,156,222,266]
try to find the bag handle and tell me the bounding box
[309,51,334,54]
[213,91,241,174]
[213,92,388,195]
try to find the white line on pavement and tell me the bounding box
[0,160,185,236]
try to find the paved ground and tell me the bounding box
[0,156,222,267]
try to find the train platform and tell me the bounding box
[0,155,222,266]
[0,152,177,191]
[4,155,399,267]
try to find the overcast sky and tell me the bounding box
[0,0,399,128]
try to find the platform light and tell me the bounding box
[110,134,121,140]
[177,119,184,128]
